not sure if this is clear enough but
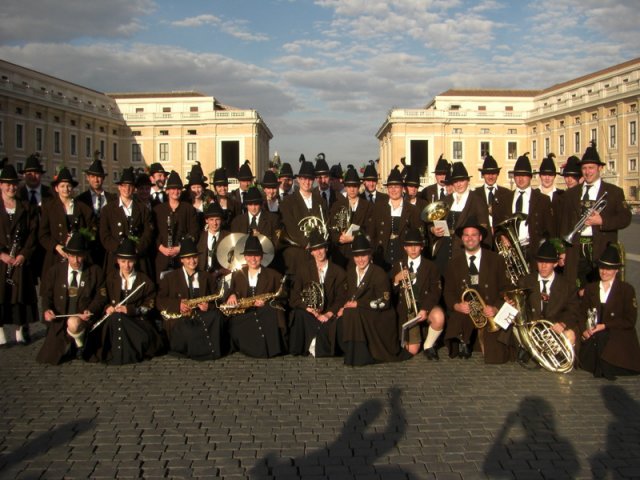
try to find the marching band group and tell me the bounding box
[0,143,638,379]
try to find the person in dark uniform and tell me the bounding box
[559,142,632,290]
[492,153,554,271]
[560,155,582,190]
[315,153,339,209]
[278,162,295,198]
[152,170,199,282]
[474,155,511,230]
[328,165,373,269]
[230,186,278,247]
[360,160,389,205]
[185,162,213,230]
[100,167,154,277]
[261,170,282,217]
[279,158,328,277]
[224,234,287,358]
[289,229,347,357]
[538,154,564,240]
[403,166,427,214]
[0,165,38,346]
[211,168,240,230]
[329,163,345,197]
[391,229,444,358]
[420,154,449,203]
[337,233,405,366]
[368,166,420,272]
[39,167,94,272]
[148,162,168,208]
[156,237,225,361]
[579,244,640,380]
[231,160,255,210]
[428,162,490,275]
[443,217,511,363]
[83,238,163,365]
[135,171,153,210]
[36,233,107,365]
[197,202,230,283]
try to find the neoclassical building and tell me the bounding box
[0,59,272,189]
[376,57,640,201]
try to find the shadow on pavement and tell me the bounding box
[249,386,417,479]
[482,396,579,478]
[590,385,640,479]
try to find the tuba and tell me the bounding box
[461,280,499,332]
[503,288,575,373]
[494,213,530,285]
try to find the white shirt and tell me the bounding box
[67,266,82,287]
[407,256,421,284]
[316,261,328,284]
[538,272,555,293]
[300,192,313,210]
[581,179,602,237]
[248,211,262,227]
[27,185,43,206]
[465,250,482,270]
[389,199,403,217]
[512,187,532,244]
[599,279,614,303]
[450,189,470,212]
[65,199,75,215]
[182,268,200,290]
[91,190,107,212]
[119,198,133,217]
[248,268,261,287]
[356,265,369,286]
[121,272,137,291]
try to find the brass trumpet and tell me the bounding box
[563,191,608,244]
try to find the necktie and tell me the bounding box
[541,279,548,294]
[97,194,103,214]
[250,215,258,230]
[30,190,38,206]
[368,193,374,203]
[541,279,549,316]
[582,184,592,201]
[188,273,195,297]
[70,270,78,288]
[241,191,246,204]
[409,261,414,273]
[209,236,217,269]
[439,187,445,200]
[515,191,525,213]
[488,187,495,206]
[322,191,328,204]
[469,255,479,279]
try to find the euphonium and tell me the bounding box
[503,288,574,373]
[420,200,449,223]
[494,214,530,285]
[461,280,499,332]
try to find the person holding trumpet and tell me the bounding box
[391,229,444,358]
[36,232,107,364]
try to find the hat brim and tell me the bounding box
[479,168,501,173]
[597,259,621,269]
[455,224,488,239]
[52,179,79,188]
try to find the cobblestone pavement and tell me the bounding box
[0,223,638,480]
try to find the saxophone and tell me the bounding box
[461,280,499,332]
[160,283,225,320]
[219,276,286,316]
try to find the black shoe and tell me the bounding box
[22,329,31,345]
[424,347,439,361]
[517,348,531,365]
[459,343,471,359]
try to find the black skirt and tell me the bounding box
[169,310,224,361]
[228,305,285,358]
[85,313,164,365]
[579,330,639,380]
[289,308,336,357]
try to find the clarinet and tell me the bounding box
[6,224,22,286]
[167,214,173,249]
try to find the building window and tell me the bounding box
[85,123,91,130]
[575,116,581,125]
[187,142,197,162]
[70,167,77,178]
[545,123,550,131]
[36,111,42,119]
[631,121,637,145]
[631,104,637,112]
[559,135,565,155]
[54,131,61,154]
[480,141,490,158]
[508,142,517,160]
[35,127,43,151]
[159,130,169,136]
[610,108,616,116]
[70,119,76,126]
[591,128,597,143]
[505,106,513,111]
[608,160,615,172]
[478,106,486,111]
[187,129,197,135]
[135,107,144,113]
[85,137,92,158]
[629,158,637,172]
[450,105,460,111]
[544,137,550,156]
[610,125,616,148]
[480,128,490,134]
[452,128,462,134]
[132,143,141,162]
[559,120,564,127]
[162,107,171,113]
[532,140,537,159]
[575,132,580,153]
[16,124,24,150]
[100,140,105,159]
[112,142,118,161]
[190,106,198,112]
[70,134,77,156]
[99,126,105,133]
[131,130,141,136]
[507,128,517,134]
[452,141,463,160]
[15,107,23,115]
[159,143,169,162]
[591,113,598,120]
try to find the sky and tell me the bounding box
[1,0,638,168]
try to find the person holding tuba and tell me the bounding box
[328,165,373,269]
[443,217,511,363]
[578,245,640,380]
[559,142,632,291]
[336,233,406,366]
[289,229,347,357]
[224,233,287,358]
[156,237,225,361]
[474,154,511,229]
[0,164,39,347]
[36,232,107,365]
[83,238,163,365]
[279,157,328,277]
[391,229,444,359]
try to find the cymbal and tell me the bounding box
[234,233,275,267]
[216,233,247,271]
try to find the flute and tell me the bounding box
[90,282,147,332]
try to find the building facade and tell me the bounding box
[0,60,273,190]
[377,58,640,201]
